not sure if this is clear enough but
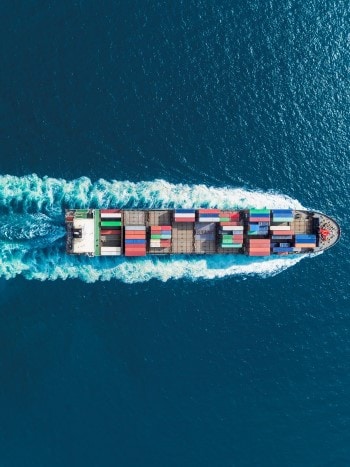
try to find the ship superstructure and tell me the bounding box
[65,209,340,257]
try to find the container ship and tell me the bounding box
[65,208,340,257]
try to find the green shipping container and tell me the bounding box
[220,217,230,221]
[272,217,293,222]
[101,221,122,227]
[250,209,270,214]
[151,234,162,239]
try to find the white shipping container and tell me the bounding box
[125,225,146,230]
[101,213,122,218]
[269,225,291,231]
[222,226,241,231]
[101,251,119,256]
[199,217,220,222]
[101,247,121,252]
[174,213,195,218]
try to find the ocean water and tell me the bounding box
[0,1,349,466]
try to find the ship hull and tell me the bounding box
[65,209,340,257]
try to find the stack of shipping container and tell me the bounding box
[272,210,294,222]
[150,226,172,249]
[100,209,122,256]
[218,211,243,248]
[124,226,146,256]
[294,234,316,249]
[269,209,294,241]
[247,239,271,256]
[221,232,243,248]
[272,244,295,253]
[248,209,270,235]
[174,209,195,222]
[219,211,240,226]
[198,209,220,222]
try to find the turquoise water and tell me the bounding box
[1,1,349,466]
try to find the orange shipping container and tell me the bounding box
[125,230,146,235]
[294,243,316,248]
[248,251,270,256]
[273,230,294,235]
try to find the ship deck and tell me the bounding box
[65,208,340,256]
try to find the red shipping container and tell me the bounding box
[101,229,120,235]
[198,209,220,214]
[220,222,241,226]
[125,230,146,235]
[174,218,194,222]
[125,230,146,238]
[159,226,172,230]
[125,251,146,257]
[249,217,271,222]
[125,244,146,248]
[151,226,162,231]
[272,230,294,235]
[249,239,270,244]
[248,251,270,256]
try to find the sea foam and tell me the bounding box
[0,175,308,282]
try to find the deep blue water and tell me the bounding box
[1,1,350,466]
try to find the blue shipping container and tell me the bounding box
[125,239,146,244]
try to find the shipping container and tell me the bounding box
[294,243,316,248]
[125,231,145,236]
[124,245,146,250]
[271,230,294,235]
[174,218,194,222]
[198,209,220,214]
[220,222,241,226]
[100,229,120,235]
[295,234,316,240]
[125,252,146,257]
[174,213,196,218]
[125,240,146,245]
[101,213,122,219]
[125,226,146,231]
[269,225,291,231]
[249,217,271,222]
[198,217,220,222]
[101,221,122,227]
[248,251,270,256]
[249,239,270,244]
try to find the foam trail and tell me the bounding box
[0,247,307,282]
[0,174,304,215]
[0,175,309,282]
